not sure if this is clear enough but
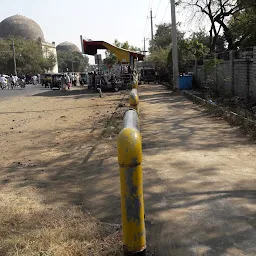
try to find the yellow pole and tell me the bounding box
[117,110,146,256]
[129,89,139,111]
[132,72,138,89]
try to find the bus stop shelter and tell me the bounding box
[80,36,144,70]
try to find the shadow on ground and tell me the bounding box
[1,83,255,255]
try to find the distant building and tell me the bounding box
[0,14,44,41]
[56,42,80,53]
[0,14,58,73]
[41,41,58,73]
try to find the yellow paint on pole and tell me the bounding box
[129,89,139,111]
[118,127,146,254]
[132,81,138,89]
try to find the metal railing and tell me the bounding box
[117,78,146,256]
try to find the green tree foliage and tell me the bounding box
[0,37,56,75]
[190,31,226,53]
[148,47,170,78]
[103,39,140,65]
[57,51,89,73]
[180,0,256,51]
[176,38,209,72]
[229,6,256,48]
[149,23,209,76]
[149,23,184,51]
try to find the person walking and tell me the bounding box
[9,74,14,87]
[61,74,66,92]
[65,74,71,89]
[0,74,6,89]
[74,73,77,86]
[32,75,37,85]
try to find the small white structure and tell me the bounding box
[42,41,58,73]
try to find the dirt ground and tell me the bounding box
[139,84,256,256]
[0,87,128,255]
[0,84,255,256]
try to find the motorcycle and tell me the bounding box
[17,78,26,88]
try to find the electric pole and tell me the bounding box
[12,40,17,77]
[150,9,154,42]
[144,37,146,53]
[170,0,179,90]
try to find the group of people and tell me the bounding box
[0,74,19,88]
[60,73,77,90]
[70,73,78,86]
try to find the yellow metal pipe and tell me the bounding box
[132,73,138,89]
[129,89,139,111]
[117,111,146,255]
[132,82,138,89]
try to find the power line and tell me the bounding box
[149,0,153,10]
[155,0,162,17]
[143,0,152,37]
[147,0,151,18]
[161,2,170,24]
[143,18,149,37]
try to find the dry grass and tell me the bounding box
[102,95,128,139]
[0,88,130,256]
[0,189,122,256]
[102,113,125,139]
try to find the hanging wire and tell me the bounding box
[143,0,152,37]
[161,1,170,24]
[155,0,162,17]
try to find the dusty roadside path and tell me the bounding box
[0,87,128,255]
[140,84,256,256]
[1,84,255,255]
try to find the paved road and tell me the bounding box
[0,84,50,100]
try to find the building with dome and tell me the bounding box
[0,15,44,41]
[0,14,58,73]
[56,41,80,53]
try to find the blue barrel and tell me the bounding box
[179,75,193,90]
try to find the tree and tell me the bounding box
[229,6,256,48]
[176,37,209,72]
[103,39,140,65]
[149,23,184,52]
[180,0,256,51]
[148,23,209,77]
[57,51,89,73]
[190,30,225,52]
[148,47,170,80]
[0,37,56,74]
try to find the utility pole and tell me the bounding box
[150,9,154,42]
[170,0,179,90]
[12,40,17,77]
[141,38,149,54]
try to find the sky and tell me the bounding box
[0,0,205,63]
